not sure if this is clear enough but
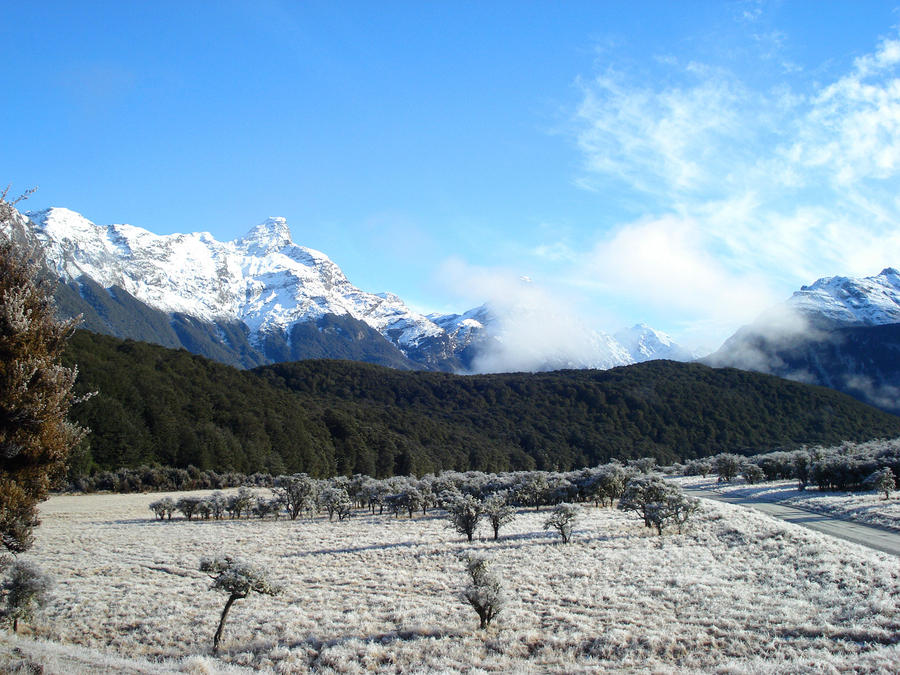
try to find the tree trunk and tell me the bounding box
[213,593,241,654]
[12,618,18,633]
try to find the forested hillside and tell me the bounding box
[62,331,900,478]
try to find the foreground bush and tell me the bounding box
[0,558,53,633]
[461,553,504,630]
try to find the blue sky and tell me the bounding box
[4,1,900,351]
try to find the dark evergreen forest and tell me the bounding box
[62,331,900,478]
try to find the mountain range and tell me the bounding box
[4,206,692,372]
[3,204,899,413]
[706,268,900,412]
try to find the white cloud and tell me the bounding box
[565,28,900,347]
[437,258,629,373]
[576,214,778,331]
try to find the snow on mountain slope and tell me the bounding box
[786,268,900,326]
[26,207,444,353]
[615,323,700,362]
[16,206,693,373]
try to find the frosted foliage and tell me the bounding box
[0,489,897,672]
[0,559,53,629]
[460,554,504,629]
[200,555,281,598]
[543,503,578,543]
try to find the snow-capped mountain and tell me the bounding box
[614,323,701,363]
[706,268,900,412]
[29,207,444,347]
[785,268,900,326]
[6,205,692,372]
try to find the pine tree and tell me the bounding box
[0,190,86,553]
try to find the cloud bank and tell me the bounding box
[438,259,629,374]
[564,29,900,348]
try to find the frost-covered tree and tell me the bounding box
[199,555,281,654]
[872,468,896,500]
[1,558,53,633]
[0,191,87,553]
[273,474,317,520]
[482,492,516,540]
[715,454,742,482]
[176,496,202,520]
[460,553,504,629]
[513,472,549,510]
[684,459,712,477]
[226,487,254,519]
[742,464,765,485]
[318,486,352,521]
[205,492,227,520]
[399,486,425,518]
[628,457,658,474]
[588,464,627,507]
[543,503,577,543]
[251,497,281,519]
[445,494,482,542]
[618,475,699,535]
[149,497,176,520]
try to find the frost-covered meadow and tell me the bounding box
[677,476,900,532]
[2,489,899,673]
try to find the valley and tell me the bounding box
[2,488,897,673]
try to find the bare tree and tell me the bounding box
[199,555,281,654]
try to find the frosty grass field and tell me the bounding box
[1,489,898,674]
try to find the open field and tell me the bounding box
[676,477,900,532]
[1,489,899,673]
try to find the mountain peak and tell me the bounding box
[239,217,293,253]
[789,267,900,326]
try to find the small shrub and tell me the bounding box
[1,559,53,633]
[543,503,577,543]
[445,494,483,542]
[461,553,504,629]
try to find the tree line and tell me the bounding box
[61,331,900,481]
